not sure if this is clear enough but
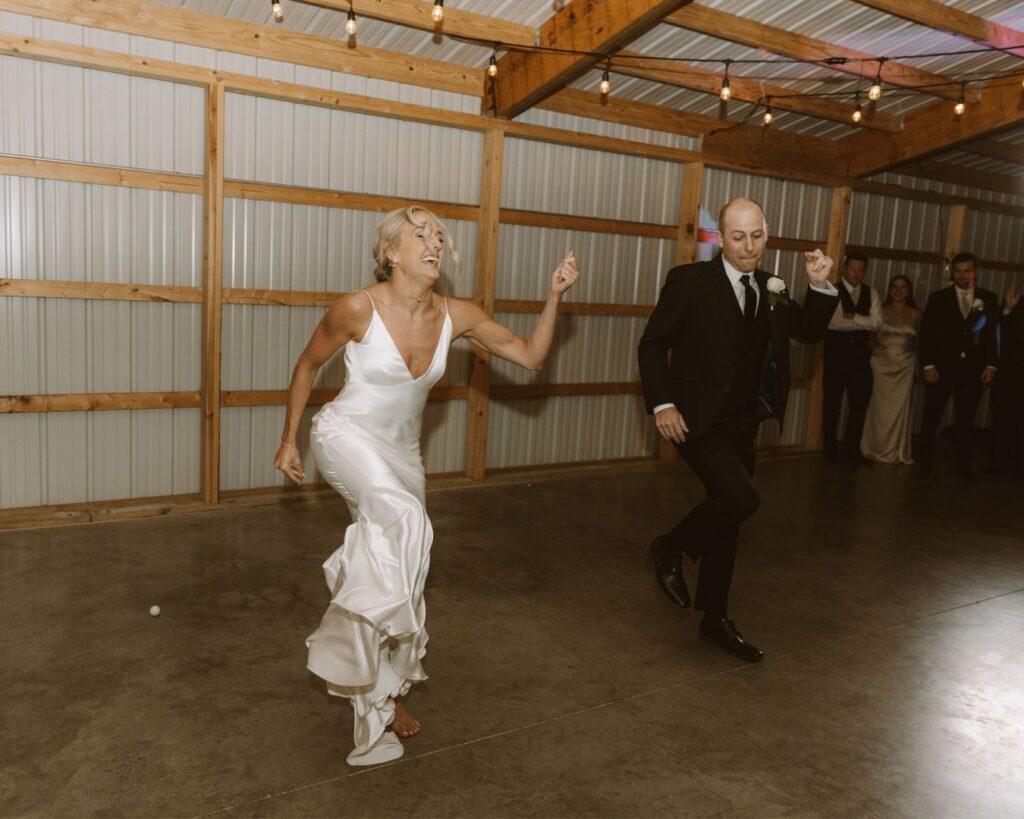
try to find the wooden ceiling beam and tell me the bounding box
[539,87,724,138]
[959,138,1024,165]
[842,74,1024,177]
[293,0,535,47]
[0,0,482,95]
[665,4,961,100]
[852,0,1024,57]
[613,51,901,133]
[487,0,692,119]
[899,160,1024,197]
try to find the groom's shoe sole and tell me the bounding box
[649,538,691,609]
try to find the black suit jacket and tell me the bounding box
[637,254,838,442]
[919,285,999,375]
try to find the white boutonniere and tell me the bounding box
[766,276,788,309]
[971,297,984,312]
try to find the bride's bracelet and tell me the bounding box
[280,440,297,449]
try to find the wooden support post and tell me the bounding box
[659,161,705,463]
[465,129,504,480]
[201,82,225,505]
[805,185,851,451]
[942,204,969,287]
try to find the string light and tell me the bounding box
[720,59,732,101]
[868,58,885,100]
[599,58,611,95]
[852,93,863,123]
[345,2,357,37]
[431,0,444,23]
[762,97,773,126]
[271,0,284,23]
[487,49,498,78]
[954,83,966,115]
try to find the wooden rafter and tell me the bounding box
[899,160,1024,197]
[664,4,961,101]
[0,0,482,95]
[959,138,1024,165]
[538,87,725,137]
[852,0,1024,57]
[294,0,535,47]
[612,51,902,132]
[487,0,692,119]
[842,74,1024,177]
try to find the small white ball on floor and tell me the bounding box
[149,605,161,616]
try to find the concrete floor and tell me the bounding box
[2,455,1023,818]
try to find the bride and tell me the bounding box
[273,206,579,765]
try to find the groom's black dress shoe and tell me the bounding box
[699,616,764,662]
[649,537,690,608]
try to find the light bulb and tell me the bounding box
[431,0,444,23]
[271,1,283,23]
[852,102,863,123]
[720,77,731,101]
[487,55,498,78]
[954,98,965,116]
[763,108,773,126]
[868,76,882,101]
[599,70,611,95]
[345,9,357,37]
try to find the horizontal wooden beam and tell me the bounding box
[851,179,1024,218]
[0,392,201,413]
[500,208,675,240]
[540,87,725,137]
[0,0,483,95]
[899,160,1024,197]
[494,299,653,317]
[222,180,481,221]
[842,74,1024,177]
[491,381,642,400]
[613,51,901,132]
[295,0,535,47]
[489,0,691,118]
[222,386,468,407]
[851,0,1024,56]
[0,278,201,302]
[0,154,203,193]
[665,4,960,100]
[500,119,701,164]
[845,244,942,265]
[959,138,1024,165]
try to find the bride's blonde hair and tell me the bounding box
[372,206,461,282]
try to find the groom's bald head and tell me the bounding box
[719,197,768,273]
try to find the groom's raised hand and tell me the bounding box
[804,249,834,287]
[655,406,689,444]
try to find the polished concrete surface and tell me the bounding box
[2,455,1023,818]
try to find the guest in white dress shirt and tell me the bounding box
[822,253,882,462]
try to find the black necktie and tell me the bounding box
[740,275,756,327]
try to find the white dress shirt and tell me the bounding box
[653,262,837,415]
[827,277,882,332]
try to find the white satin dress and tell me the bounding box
[306,291,451,766]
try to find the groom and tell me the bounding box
[637,197,838,662]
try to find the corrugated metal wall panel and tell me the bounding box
[513,108,701,153]
[486,394,658,470]
[848,191,945,253]
[703,169,832,240]
[422,400,468,475]
[495,224,674,305]
[965,211,1024,266]
[502,138,682,224]
[870,172,1024,210]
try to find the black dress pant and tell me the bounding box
[919,360,983,473]
[822,331,873,456]
[662,422,759,618]
[992,370,1024,476]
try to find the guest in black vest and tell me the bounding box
[638,198,838,662]
[918,252,999,478]
[992,283,1024,479]
[822,253,881,461]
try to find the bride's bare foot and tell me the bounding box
[390,700,421,738]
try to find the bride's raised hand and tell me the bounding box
[274,442,305,486]
[550,251,580,297]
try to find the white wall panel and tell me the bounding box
[486,394,658,470]
[0,409,199,507]
[502,138,682,224]
[703,169,831,240]
[495,224,674,305]
[224,93,483,204]
[848,191,945,253]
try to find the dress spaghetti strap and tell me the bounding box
[359,289,376,311]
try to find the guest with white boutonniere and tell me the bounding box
[918,251,999,479]
[637,197,838,662]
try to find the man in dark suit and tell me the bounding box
[991,283,1023,479]
[918,252,1000,478]
[637,197,838,662]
